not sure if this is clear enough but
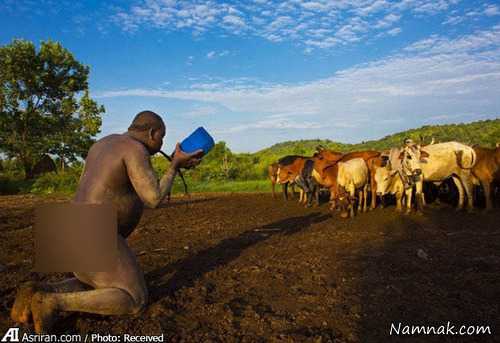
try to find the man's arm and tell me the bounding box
[124,144,177,208]
[124,143,203,209]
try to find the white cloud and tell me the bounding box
[374,13,401,28]
[110,0,463,49]
[442,15,465,25]
[222,14,246,27]
[99,25,500,133]
[387,27,402,36]
[443,3,500,25]
[206,50,230,59]
[181,106,219,117]
[215,118,323,133]
[484,4,499,16]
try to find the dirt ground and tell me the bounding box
[0,192,499,342]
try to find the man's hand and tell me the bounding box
[171,143,204,170]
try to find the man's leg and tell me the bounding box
[11,278,89,323]
[30,235,147,333]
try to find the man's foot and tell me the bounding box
[11,281,37,324]
[31,292,58,334]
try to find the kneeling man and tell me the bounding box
[11,111,203,333]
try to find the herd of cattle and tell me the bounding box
[268,139,500,218]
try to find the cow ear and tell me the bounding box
[420,150,430,158]
[398,151,405,160]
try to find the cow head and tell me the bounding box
[276,163,301,184]
[398,144,429,181]
[269,163,279,182]
[374,164,398,196]
[336,187,356,219]
[312,149,343,178]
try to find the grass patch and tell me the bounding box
[172,179,271,193]
[1,171,272,196]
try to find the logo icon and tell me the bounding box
[1,328,19,342]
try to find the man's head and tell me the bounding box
[127,111,166,154]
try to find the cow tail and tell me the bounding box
[455,149,475,170]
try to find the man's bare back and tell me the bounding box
[74,133,158,238]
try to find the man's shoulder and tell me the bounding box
[99,134,145,149]
[89,134,148,160]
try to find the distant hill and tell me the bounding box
[153,118,500,182]
[249,118,499,176]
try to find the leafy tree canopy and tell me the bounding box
[0,39,104,178]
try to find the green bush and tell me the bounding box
[30,170,81,195]
[0,174,34,194]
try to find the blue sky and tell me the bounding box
[1,0,500,152]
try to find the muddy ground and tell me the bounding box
[0,192,499,342]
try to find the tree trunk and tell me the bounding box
[24,163,34,180]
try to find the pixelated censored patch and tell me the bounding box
[34,202,117,272]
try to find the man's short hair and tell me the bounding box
[128,111,165,132]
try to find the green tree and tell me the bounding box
[0,39,104,178]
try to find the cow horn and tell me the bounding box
[429,137,435,145]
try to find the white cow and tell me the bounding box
[335,158,370,218]
[374,162,413,213]
[394,141,477,211]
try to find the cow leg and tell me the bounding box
[315,187,320,207]
[415,181,425,213]
[350,190,356,218]
[363,184,369,212]
[329,188,337,210]
[291,184,297,199]
[451,176,465,210]
[460,175,475,211]
[420,185,427,207]
[271,181,276,199]
[370,173,377,210]
[357,189,363,212]
[481,179,493,210]
[282,183,288,201]
[404,188,413,214]
[395,192,403,212]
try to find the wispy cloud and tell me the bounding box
[110,0,462,50]
[214,117,323,134]
[484,4,500,16]
[206,50,230,59]
[442,2,500,25]
[180,105,219,117]
[99,25,500,133]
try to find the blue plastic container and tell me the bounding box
[180,127,215,155]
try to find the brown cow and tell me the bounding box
[276,157,307,201]
[312,157,370,218]
[268,163,279,199]
[471,144,500,210]
[273,155,304,200]
[312,149,380,209]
